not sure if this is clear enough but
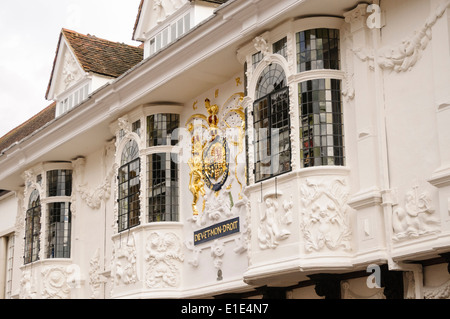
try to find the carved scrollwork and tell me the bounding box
[77,163,117,210]
[41,266,75,299]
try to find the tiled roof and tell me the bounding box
[62,29,143,78]
[46,29,143,99]
[0,102,56,154]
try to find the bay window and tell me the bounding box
[118,139,141,232]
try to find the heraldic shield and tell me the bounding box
[202,135,229,192]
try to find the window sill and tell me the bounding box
[112,221,183,240]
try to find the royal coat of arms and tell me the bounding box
[186,93,245,218]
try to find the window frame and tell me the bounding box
[46,202,72,259]
[147,152,179,223]
[242,18,346,185]
[118,141,141,232]
[298,78,345,168]
[253,63,292,183]
[24,189,41,265]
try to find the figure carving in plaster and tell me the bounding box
[258,195,291,250]
[154,0,167,23]
[300,179,352,252]
[20,271,37,299]
[253,36,270,57]
[392,185,439,240]
[62,51,82,90]
[203,186,233,221]
[145,232,184,288]
[118,117,131,136]
[351,0,450,73]
[114,237,137,286]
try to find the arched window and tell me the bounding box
[24,190,41,264]
[118,139,141,232]
[253,63,291,182]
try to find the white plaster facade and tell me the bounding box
[0,0,450,299]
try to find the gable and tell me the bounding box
[133,0,190,42]
[46,29,144,101]
[46,34,86,101]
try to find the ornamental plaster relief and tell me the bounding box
[300,178,352,252]
[153,0,187,24]
[349,0,450,73]
[89,249,103,299]
[41,266,72,299]
[341,25,356,102]
[392,184,440,241]
[76,163,117,210]
[423,279,450,299]
[145,232,184,289]
[377,0,450,73]
[341,281,385,299]
[20,270,37,299]
[62,50,83,90]
[112,235,138,286]
[257,192,292,250]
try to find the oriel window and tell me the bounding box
[46,169,73,259]
[47,170,72,197]
[296,28,340,72]
[253,63,291,182]
[147,153,179,222]
[47,202,71,258]
[147,114,180,147]
[118,139,141,232]
[24,190,41,264]
[299,78,344,167]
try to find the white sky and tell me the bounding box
[0,0,142,138]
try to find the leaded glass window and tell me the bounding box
[296,28,340,72]
[47,202,71,258]
[255,63,287,99]
[273,37,288,60]
[24,190,41,264]
[118,140,141,232]
[252,51,263,70]
[47,170,72,197]
[299,78,344,167]
[147,114,179,147]
[253,63,291,182]
[147,153,179,222]
[121,139,139,165]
